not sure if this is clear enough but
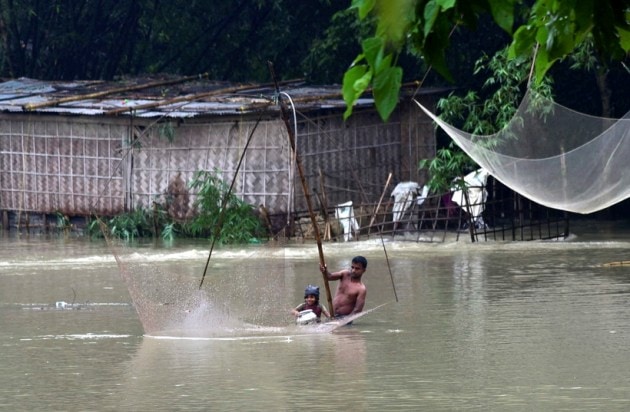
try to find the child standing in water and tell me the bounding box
[292,285,331,324]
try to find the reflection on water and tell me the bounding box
[2,225,630,410]
[114,330,368,410]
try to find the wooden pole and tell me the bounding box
[462,185,476,243]
[369,172,393,233]
[258,205,275,238]
[268,61,334,316]
[105,78,304,116]
[317,169,331,240]
[372,173,398,302]
[314,191,330,240]
[23,73,211,111]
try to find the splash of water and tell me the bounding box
[101,223,387,338]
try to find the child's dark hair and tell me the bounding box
[352,256,368,269]
[304,285,320,301]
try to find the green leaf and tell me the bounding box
[573,0,594,33]
[373,65,402,121]
[435,0,456,10]
[509,25,536,59]
[618,26,630,52]
[374,0,416,45]
[423,0,439,38]
[375,53,393,75]
[351,0,376,20]
[342,64,368,101]
[422,35,454,82]
[535,26,551,51]
[354,70,373,92]
[342,64,370,119]
[534,47,552,85]
[549,25,577,59]
[487,0,515,34]
[361,36,384,71]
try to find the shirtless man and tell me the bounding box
[319,256,367,318]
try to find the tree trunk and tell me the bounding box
[595,69,611,117]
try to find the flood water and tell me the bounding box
[2,221,630,411]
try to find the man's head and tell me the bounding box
[350,256,367,279]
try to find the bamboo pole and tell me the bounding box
[374,173,398,302]
[317,168,331,240]
[109,78,417,117]
[198,114,263,289]
[268,61,334,316]
[603,260,630,267]
[369,172,393,233]
[105,78,304,116]
[22,73,211,111]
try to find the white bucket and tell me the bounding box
[296,309,317,325]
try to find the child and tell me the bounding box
[292,285,331,324]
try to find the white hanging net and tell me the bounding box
[415,91,630,214]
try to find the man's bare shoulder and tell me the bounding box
[335,268,350,278]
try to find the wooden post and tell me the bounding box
[258,204,275,238]
[368,172,393,235]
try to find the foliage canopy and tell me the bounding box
[421,47,554,192]
[0,0,347,82]
[343,0,630,121]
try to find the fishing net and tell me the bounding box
[415,90,630,214]
[99,218,296,337]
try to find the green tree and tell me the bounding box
[420,47,554,191]
[0,0,347,81]
[568,35,614,117]
[0,0,143,79]
[343,0,630,121]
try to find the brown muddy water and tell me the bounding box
[2,221,630,411]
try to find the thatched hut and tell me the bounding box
[0,76,444,233]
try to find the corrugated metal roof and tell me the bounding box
[0,76,447,119]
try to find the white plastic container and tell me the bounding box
[296,309,317,325]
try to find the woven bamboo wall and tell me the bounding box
[131,117,291,215]
[293,96,436,213]
[0,116,126,216]
[0,98,436,220]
